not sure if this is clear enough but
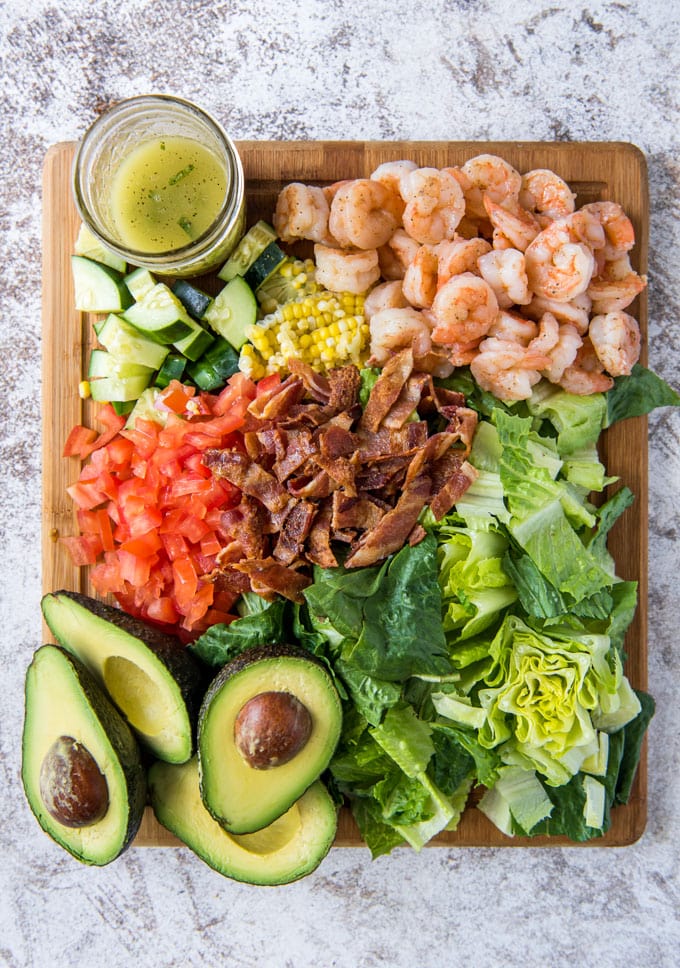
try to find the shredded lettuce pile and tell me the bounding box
[192,365,678,853]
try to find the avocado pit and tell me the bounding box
[39,735,109,828]
[234,691,312,770]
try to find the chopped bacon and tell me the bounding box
[359,348,414,433]
[232,557,312,603]
[429,456,478,521]
[203,353,481,587]
[344,470,432,568]
[204,449,292,515]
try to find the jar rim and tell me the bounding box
[72,94,244,270]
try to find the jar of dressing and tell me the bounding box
[72,95,245,277]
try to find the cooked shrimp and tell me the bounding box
[519,169,576,225]
[273,183,331,244]
[588,311,641,377]
[328,179,403,250]
[528,312,582,383]
[580,201,635,261]
[477,248,531,309]
[322,179,354,204]
[524,215,597,302]
[402,244,439,308]
[363,280,409,323]
[429,272,499,345]
[488,309,538,345]
[460,154,522,220]
[313,243,380,295]
[370,160,418,197]
[470,337,550,401]
[484,197,541,252]
[557,338,614,394]
[436,237,492,287]
[378,228,422,280]
[401,167,465,244]
[369,306,432,365]
[587,254,647,313]
[524,291,592,334]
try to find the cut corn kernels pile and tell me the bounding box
[239,290,368,379]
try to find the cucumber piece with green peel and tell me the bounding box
[87,349,155,381]
[124,267,157,301]
[122,283,194,344]
[155,353,188,388]
[89,371,153,403]
[172,317,215,361]
[172,280,213,320]
[74,223,127,274]
[186,337,240,390]
[243,241,287,291]
[97,314,170,371]
[72,255,133,313]
[217,221,277,282]
[203,276,257,349]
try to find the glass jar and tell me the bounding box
[72,95,245,277]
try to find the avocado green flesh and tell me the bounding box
[198,655,342,834]
[21,645,145,866]
[41,592,195,763]
[149,757,337,885]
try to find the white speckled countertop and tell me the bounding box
[2,1,679,965]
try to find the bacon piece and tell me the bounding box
[272,428,316,482]
[247,376,305,419]
[287,359,331,403]
[204,449,291,515]
[232,557,311,603]
[273,500,316,565]
[306,499,337,568]
[287,468,332,499]
[382,373,430,429]
[217,496,268,562]
[359,348,414,433]
[327,364,361,413]
[355,422,429,457]
[331,492,386,532]
[429,456,478,521]
[344,469,432,568]
[319,423,356,459]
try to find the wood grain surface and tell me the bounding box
[42,140,648,849]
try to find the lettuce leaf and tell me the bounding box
[190,596,287,667]
[606,364,680,425]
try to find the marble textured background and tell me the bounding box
[1,1,679,965]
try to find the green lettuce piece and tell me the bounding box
[477,615,627,786]
[334,658,402,727]
[351,797,406,858]
[307,536,451,682]
[527,380,607,453]
[431,721,502,787]
[478,765,553,835]
[614,689,655,805]
[606,364,680,425]
[190,596,287,667]
[369,703,434,778]
[495,410,614,602]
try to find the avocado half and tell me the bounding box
[21,644,146,866]
[198,644,342,834]
[41,591,207,764]
[149,757,337,885]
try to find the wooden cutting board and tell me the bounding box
[42,140,649,849]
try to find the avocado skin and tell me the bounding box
[42,591,210,750]
[22,644,146,865]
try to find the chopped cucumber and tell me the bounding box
[71,255,133,313]
[125,267,157,301]
[244,241,286,291]
[125,388,168,429]
[122,284,194,344]
[112,400,136,416]
[217,221,277,282]
[97,314,170,371]
[74,223,127,273]
[186,337,240,390]
[172,318,215,361]
[172,280,212,320]
[87,348,155,381]
[155,353,188,389]
[203,276,257,349]
[89,372,153,403]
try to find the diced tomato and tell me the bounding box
[256,372,281,398]
[63,425,98,458]
[62,377,258,633]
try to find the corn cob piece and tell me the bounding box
[239,290,369,379]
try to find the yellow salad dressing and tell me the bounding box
[109,136,227,253]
